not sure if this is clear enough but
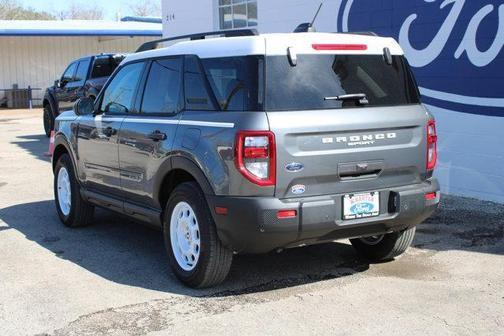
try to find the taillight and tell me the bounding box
[235,131,276,186]
[426,119,438,170]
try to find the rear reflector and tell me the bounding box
[215,207,228,215]
[425,192,437,201]
[312,43,368,51]
[277,210,297,219]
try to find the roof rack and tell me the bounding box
[338,31,379,37]
[136,29,259,53]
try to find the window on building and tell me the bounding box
[219,0,257,30]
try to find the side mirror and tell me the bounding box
[54,80,60,88]
[59,78,69,88]
[74,97,95,116]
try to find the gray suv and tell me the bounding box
[52,30,440,288]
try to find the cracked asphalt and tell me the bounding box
[1,109,503,336]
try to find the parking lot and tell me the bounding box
[0,109,503,336]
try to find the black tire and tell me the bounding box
[43,104,54,137]
[163,182,233,288]
[54,153,94,228]
[350,227,416,262]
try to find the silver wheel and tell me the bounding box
[359,235,384,246]
[170,201,201,271]
[57,167,72,216]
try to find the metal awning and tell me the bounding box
[0,19,162,37]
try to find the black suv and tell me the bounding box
[43,53,125,136]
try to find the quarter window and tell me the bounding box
[219,0,257,30]
[141,58,183,114]
[201,56,262,111]
[100,62,144,114]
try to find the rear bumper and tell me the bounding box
[207,178,440,254]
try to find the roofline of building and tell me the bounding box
[0,30,162,37]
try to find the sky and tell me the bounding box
[19,0,158,21]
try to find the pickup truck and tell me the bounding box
[42,53,125,136]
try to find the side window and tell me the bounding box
[74,59,90,83]
[100,62,144,114]
[184,55,216,111]
[141,58,183,114]
[61,62,77,82]
[201,56,261,111]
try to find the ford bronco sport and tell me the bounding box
[52,29,440,288]
[43,53,125,137]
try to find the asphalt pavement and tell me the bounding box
[0,109,503,336]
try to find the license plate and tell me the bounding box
[343,192,380,220]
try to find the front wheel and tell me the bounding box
[43,104,54,137]
[163,182,233,288]
[54,153,94,227]
[350,227,416,262]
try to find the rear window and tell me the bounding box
[91,55,123,79]
[265,55,420,111]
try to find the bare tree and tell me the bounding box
[128,0,161,17]
[59,2,104,20]
[0,0,55,20]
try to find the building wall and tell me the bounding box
[161,0,504,203]
[0,36,156,103]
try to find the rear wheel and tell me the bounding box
[350,227,416,261]
[43,104,54,137]
[54,153,94,227]
[163,182,233,288]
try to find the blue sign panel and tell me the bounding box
[337,0,504,116]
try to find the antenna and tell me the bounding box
[310,2,324,29]
[293,2,324,33]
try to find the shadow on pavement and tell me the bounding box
[0,200,369,297]
[1,195,502,296]
[11,134,51,162]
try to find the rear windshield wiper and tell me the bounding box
[324,93,369,105]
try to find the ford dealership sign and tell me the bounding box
[338,0,504,116]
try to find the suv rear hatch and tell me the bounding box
[264,36,430,198]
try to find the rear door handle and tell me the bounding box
[103,126,117,137]
[148,130,167,141]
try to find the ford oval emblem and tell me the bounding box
[285,162,304,173]
[350,202,374,214]
[291,184,306,195]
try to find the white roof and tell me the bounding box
[124,32,404,63]
[0,20,162,37]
